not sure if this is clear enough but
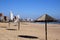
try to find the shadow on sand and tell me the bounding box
[0,26,7,28]
[18,35,38,39]
[6,29,17,31]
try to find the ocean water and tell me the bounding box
[35,22,60,24]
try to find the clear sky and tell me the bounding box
[0,0,60,19]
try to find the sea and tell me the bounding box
[35,22,60,24]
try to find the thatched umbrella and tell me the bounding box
[34,14,57,40]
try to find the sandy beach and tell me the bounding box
[0,22,60,40]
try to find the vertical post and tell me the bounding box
[9,22,10,28]
[18,21,20,30]
[45,21,47,40]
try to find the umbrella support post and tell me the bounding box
[9,22,10,28]
[18,22,20,30]
[45,21,47,40]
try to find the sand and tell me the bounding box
[0,22,60,40]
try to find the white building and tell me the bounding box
[10,11,14,21]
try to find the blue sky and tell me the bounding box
[0,0,60,19]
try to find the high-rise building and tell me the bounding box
[10,11,14,21]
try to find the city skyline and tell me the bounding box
[0,0,60,19]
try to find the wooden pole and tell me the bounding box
[18,21,20,30]
[45,21,47,40]
[9,22,10,28]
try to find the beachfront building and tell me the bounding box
[3,16,9,22]
[13,16,17,21]
[13,15,20,22]
[9,11,14,22]
[22,18,33,22]
[27,18,33,22]
[0,13,4,22]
